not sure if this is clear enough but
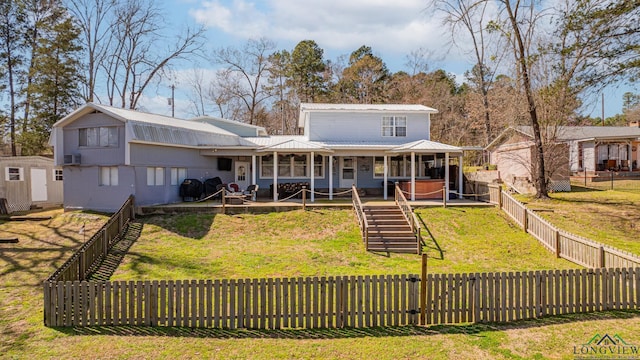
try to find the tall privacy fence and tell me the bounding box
[487,185,640,269]
[45,195,135,283]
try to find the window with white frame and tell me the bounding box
[99,166,118,186]
[79,127,118,147]
[381,116,407,137]
[5,167,23,181]
[147,167,164,186]
[260,154,324,179]
[54,169,63,181]
[373,155,437,178]
[170,167,187,185]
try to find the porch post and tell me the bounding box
[251,155,257,185]
[444,152,450,201]
[383,155,388,200]
[458,155,464,199]
[273,151,278,202]
[310,151,315,202]
[629,144,633,172]
[410,151,416,201]
[329,155,334,200]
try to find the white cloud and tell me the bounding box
[188,0,462,69]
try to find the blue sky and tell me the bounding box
[141,0,637,120]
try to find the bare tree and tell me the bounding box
[100,0,204,109]
[485,0,550,198]
[212,38,276,125]
[67,0,116,103]
[431,0,505,145]
[184,68,210,117]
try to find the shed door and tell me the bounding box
[30,168,47,202]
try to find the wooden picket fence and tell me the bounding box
[44,275,420,328]
[423,267,640,325]
[488,185,640,269]
[46,195,136,283]
[44,268,640,328]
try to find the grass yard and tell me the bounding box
[1,202,640,359]
[111,207,574,281]
[517,186,640,254]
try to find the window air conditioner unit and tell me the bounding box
[63,154,81,165]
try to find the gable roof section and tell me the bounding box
[388,139,463,154]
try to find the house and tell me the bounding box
[0,156,64,213]
[50,103,464,212]
[486,125,640,193]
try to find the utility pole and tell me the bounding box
[171,85,175,117]
[602,93,605,126]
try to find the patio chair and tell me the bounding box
[227,183,240,193]
[243,184,259,201]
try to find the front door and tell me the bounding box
[339,157,357,188]
[30,168,47,202]
[234,161,250,191]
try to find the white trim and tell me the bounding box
[273,151,278,202]
[310,151,315,202]
[410,152,415,201]
[329,155,333,200]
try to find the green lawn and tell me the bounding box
[111,207,574,281]
[517,186,640,254]
[1,204,639,359]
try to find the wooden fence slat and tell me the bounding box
[43,268,640,330]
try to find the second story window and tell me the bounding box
[382,116,407,137]
[79,127,118,147]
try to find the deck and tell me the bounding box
[138,197,493,215]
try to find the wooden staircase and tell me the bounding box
[363,205,420,253]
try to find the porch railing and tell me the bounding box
[352,185,369,249]
[395,183,422,254]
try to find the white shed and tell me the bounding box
[0,156,64,213]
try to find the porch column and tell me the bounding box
[251,155,257,184]
[458,155,464,199]
[383,155,388,200]
[329,155,333,200]
[273,151,278,202]
[310,151,315,202]
[410,152,416,201]
[444,152,450,201]
[629,144,633,172]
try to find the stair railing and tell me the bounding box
[352,185,369,249]
[395,183,422,254]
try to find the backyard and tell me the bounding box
[1,189,640,359]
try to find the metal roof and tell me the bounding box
[514,125,640,141]
[387,139,463,154]
[255,139,333,153]
[299,103,438,112]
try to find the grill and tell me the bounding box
[179,179,203,201]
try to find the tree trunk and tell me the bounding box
[505,1,548,198]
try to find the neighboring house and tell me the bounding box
[0,156,64,213]
[486,125,640,194]
[50,103,463,212]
